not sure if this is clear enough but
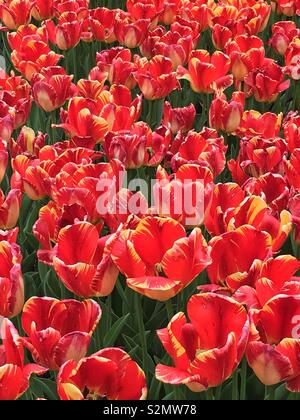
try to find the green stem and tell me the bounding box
[232,369,239,400]
[205,388,214,400]
[240,357,248,400]
[165,299,174,320]
[134,293,148,375]
[265,385,275,400]
[215,385,222,400]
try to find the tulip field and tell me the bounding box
[0,0,300,402]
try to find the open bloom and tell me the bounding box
[134,55,180,100]
[21,297,102,370]
[53,222,119,298]
[0,240,23,318]
[156,293,249,391]
[207,225,273,291]
[245,58,290,102]
[247,295,300,392]
[0,319,47,400]
[177,50,232,93]
[109,216,211,301]
[57,348,147,400]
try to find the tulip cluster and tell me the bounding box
[0,0,299,401]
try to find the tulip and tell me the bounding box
[269,21,300,56]
[234,255,300,310]
[11,36,63,81]
[163,102,196,134]
[0,189,22,230]
[224,35,265,82]
[0,319,47,399]
[86,7,116,43]
[156,293,249,391]
[0,0,32,30]
[283,111,300,152]
[21,297,101,370]
[114,15,150,49]
[57,348,147,400]
[54,97,109,145]
[134,55,181,100]
[32,67,73,112]
[32,0,55,20]
[209,91,245,134]
[153,164,214,227]
[45,12,83,50]
[178,50,232,94]
[245,58,290,102]
[0,240,24,318]
[171,128,227,178]
[53,222,119,298]
[207,225,273,291]
[92,47,137,90]
[109,216,211,301]
[153,30,194,69]
[285,37,300,81]
[10,126,46,158]
[237,110,282,139]
[247,295,300,392]
[0,140,8,183]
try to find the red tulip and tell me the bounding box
[0,240,24,318]
[126,0,159,21]
[209,91,245,134]
[32,67,73,112]
[0,0,32,30]
[55,97,109,145]
[224,35,265,82]
[153,164,214,227]
[109,216,211,301]
[57,348,147,400]
[0,319,47,400]
[10,126,46,158]
[153,30,195,69]
[171,128,227,178]
[45,11,83,50]
[0,140,8,183]
[156,293,249,391]
[228,136,287,184]
[163,102,196,134]
[207,225,273,291]
[237,110,282,139]
[285,36,300,80]
[245,58,290,102]
[283,111,300,152]
[85,7,116,43]
[21,297,101,370]
[234,255,300,310]
[115,15,150,49]
[32,0,55,20]
[0,189,22,230]
[134,55,181,100]
[92,47,137,90]
[53,222,119,298]
[243,173,290,216]
[11,36,63,81]
[178,50,233,94]
[247,295,300,392]
[269,21,300,56]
